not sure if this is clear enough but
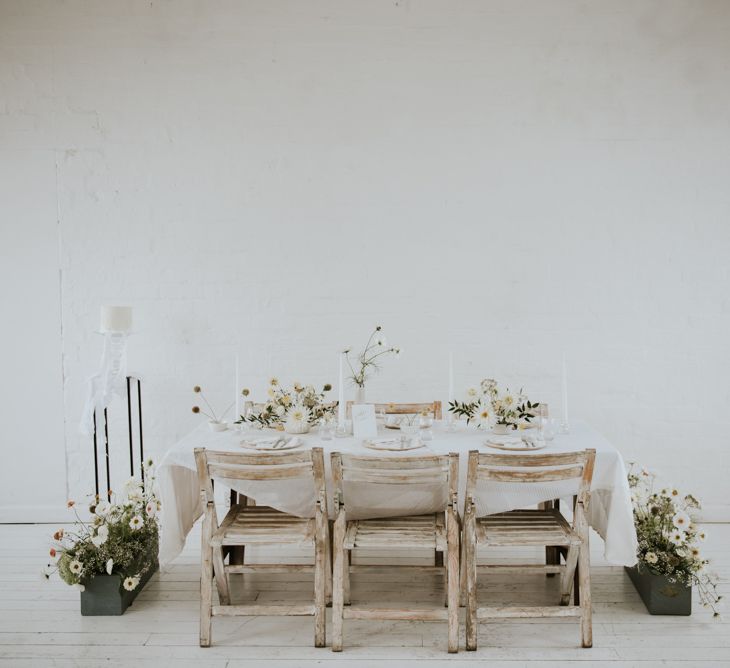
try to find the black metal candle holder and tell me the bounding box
[91,375,144,500]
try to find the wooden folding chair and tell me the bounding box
[194,447,330,648]
[463,449,596,650]
[330,452,460,653]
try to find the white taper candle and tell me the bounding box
[561,352,569,426]
[338,352,346,426]
[448,351,454,404]
[235,353,240,419]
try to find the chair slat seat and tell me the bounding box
[476,509,581,547]
[344,513,446,550]
[211,505,315,546]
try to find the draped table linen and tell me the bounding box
[158,420,638,567]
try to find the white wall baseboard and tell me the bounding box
[698,504,730,523]
[0,506,73,524]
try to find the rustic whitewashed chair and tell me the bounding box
[462,449,596,650]
[194,447,330,648]
[345,401,444,567]
[330,452,460,653]
[346,400,442,420]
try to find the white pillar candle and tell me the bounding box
[448,351,454,404]
[235,353,240,419]
[561,352,569,426]
[338,353,346,426]
[100,305,132,333]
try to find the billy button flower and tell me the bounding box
[241,388,250,397]
[323,384,332,392]
[53,529,64,541]
[67,500,75,508]
[193,386,202,393]
[192,406,200,414]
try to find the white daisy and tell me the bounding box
[645,551,658,564]
[91,525,109,547]
[672,511,691,530]
[668,531,686,546]
[123,576,140,591]
[466,388,478,399]
[697,530,707,542]
[129,515,143,531]
[375,335,387,347]
[69,560,83,574]
[393,347,402,358]
[145,501,157,518]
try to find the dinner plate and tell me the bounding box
[240,437,302,451]
[364,438,425,451]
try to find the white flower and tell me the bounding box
[145,501,157,518]
[73,583,85,592]
[697,530,707,542]
[287,405,311,424]
[393,347,401,358]
[124,477,144,501]
[129,515,143,531]
[95,500,110,516]
[375,335,387,347]
[645,551,658,564]
[472,405,491,426]
[69,560,83,574]
[668,531,686,546]
[91,525,109,547]
[672,511,691,530]
[123,576,140,591]
[466,388,478,399]
[143,458,155,470]
[106,558,114,575]
[275,405,286,416]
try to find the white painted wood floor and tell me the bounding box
[1,522,728,668]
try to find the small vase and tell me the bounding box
[492,423,511,435]
[284,420,310,435]
[208,420,228,432]
[354,385,366,403]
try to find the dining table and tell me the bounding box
[157,419,638,567]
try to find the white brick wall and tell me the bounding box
[2,1,730,520]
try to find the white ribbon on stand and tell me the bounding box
[80,331,130,435]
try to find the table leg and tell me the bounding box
[229,489,245,565]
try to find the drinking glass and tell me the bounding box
[419,413,434,441]
[540,417,558,442]
[320,415,335,441]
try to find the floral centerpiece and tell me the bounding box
[344,325,401,401]
[627,464,722,616]
[241,379,335,433]
[448,378,540,430]
[42,461,160,614]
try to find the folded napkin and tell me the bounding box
[241,436,301,450]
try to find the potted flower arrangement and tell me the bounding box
[42,461,160,616]
[344,325,401,402]
[626,464,722,616]
[448,378,540,432]
[241,379,335,434]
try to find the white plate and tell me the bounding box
[484,438,546,451]
[240,437,302,451]
[364,438,425,452]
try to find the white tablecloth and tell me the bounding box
[158,420,638,567]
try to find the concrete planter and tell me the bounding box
[80,560,158,616]
[626,565,691,615]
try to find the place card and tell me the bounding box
[351,403,378,439]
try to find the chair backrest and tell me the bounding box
[331,452,457,513]
[194,447,327,510]
[466,449,596,509]
[346,401,442,420]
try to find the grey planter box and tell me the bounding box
[80,561,158,616]
[626,565,691,615]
